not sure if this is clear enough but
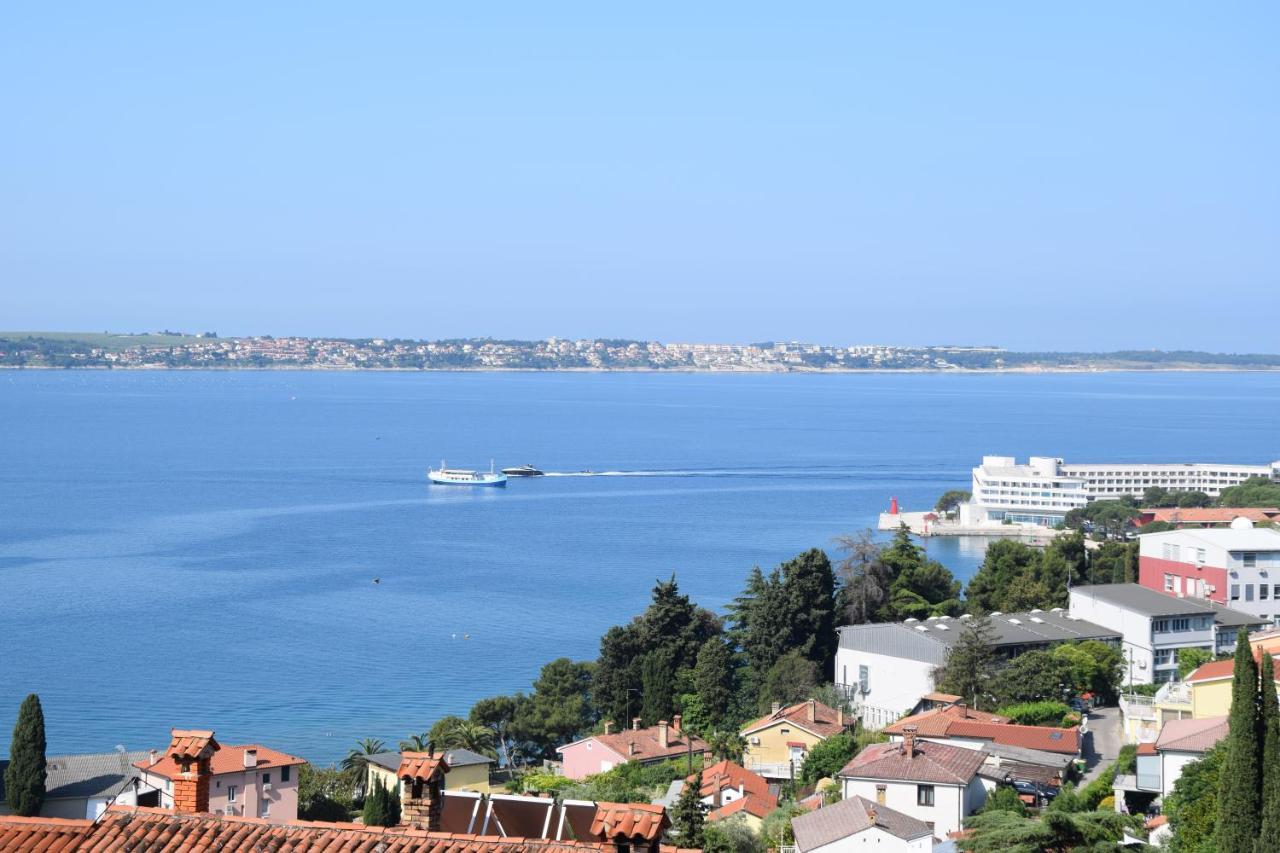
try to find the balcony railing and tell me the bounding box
[745,760,796,780]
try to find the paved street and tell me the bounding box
[1079,705,1123,784]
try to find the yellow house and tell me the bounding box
[740,699,848,781]
[366,748,494,796]
[1187,656,1280,718]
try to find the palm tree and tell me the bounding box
[399,732,430,752]
[438,719,498,759]
[705,730,746,763]
[341,737,386,797]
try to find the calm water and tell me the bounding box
[2,370,1278,763]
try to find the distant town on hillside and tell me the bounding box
[3,332,1280,372]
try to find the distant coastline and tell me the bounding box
[4,332,1280,373]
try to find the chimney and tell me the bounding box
[956,702,968,719]
[604,720,614,735]
[243,748,258,769]
[658,720,669,749]
[806,699,816,723]
[148,749,158,767]
[672,714,682,734]
[902,725,918,758]
[868,805,878,824]
[628,741,637,756]
[398,750,450,831]
[632,717,642,732]
[771,701,781,715]
[166,729,220,815]
[837,706,845,727]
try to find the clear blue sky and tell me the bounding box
[2,3,1276,350]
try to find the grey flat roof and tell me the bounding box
[1073,584,1267,627]
[839,609,1120,661]
[0,751,151,803]
[366,748,494,772]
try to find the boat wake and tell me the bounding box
[541,467,930,479]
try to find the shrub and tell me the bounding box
[997,700,1074,727]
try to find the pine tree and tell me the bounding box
[936,614,997,710]
[778,548,838,675]
[1256,651,1280,852]
[5,694,47,816]
[1217,629,1261,852]
[670,769,706,848]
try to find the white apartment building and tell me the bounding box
[964,456,1280,528]
[963,456,1089,527]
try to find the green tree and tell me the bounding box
[965,540,1041,613]
[759,650,819,712]
[426,715,467,747]
[435,718,497,758]
[400,731,431,751]
[1178,647,1215,681]
[1218,477,1280,507]
[471,694,528,767]
[1050,644,1100,696]
[1144,486,1172,507]
[777,549,839,675]
[297,764,356,821]
[1216,629,1261,852]
[995,700,1073,727]
[514,658,596,757]
[993,650,1078,706]
[833,531,892,625]
[361,776,400,827]
[881,527,963,620]
[961,808,1138,851]
[798,731,856,784]
[1088,540,1137,584]
[705,730,747,763]
[1178,490,1212,508]
[641,647,676,725]
[1166,743,1223,852]
[979,785,1028,816]
[936,614,998,709]
[702,814,765,853]
[4,694,47,816]
[670,769,706,847]
[693,637,736,731]
[935,489,972,516]
[760,802,808,846]
[1258,651,1280,852]
[1076,639,1124,702]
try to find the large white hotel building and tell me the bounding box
[963,456,1280,528]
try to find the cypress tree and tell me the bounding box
[362,777,400,827]
[670,769,706,848]
[640,647,675,726]
[1257,652,1280,852]
[1217,629,1261,852]
[4,694,47,816]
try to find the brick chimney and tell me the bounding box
[658,720,669,749]
[166,729,221,814]
[956,702,968,719]
[806,699,816,723]
[901,725,918,758]
[604,720,614,735]
[671,714,682,734]
[398,749,450,831]
[632,717,642,731]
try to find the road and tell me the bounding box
[1079,705,1123,784]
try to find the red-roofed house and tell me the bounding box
[883,707,1080,757]
[1185,655,1280,718]
[690,761,777,830]
[134,731,305,824]
[1125,716,1228,799]
[740,699,849,781]
[838,727,987,838]
[557,717,707,780]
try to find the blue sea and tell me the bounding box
[2,370,1278,764]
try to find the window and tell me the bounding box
[875,785,887,806]
[1264,585,1270,601]
[1245,553,1258,569]
[1171,617,1190,631]
[1232,584,1241,601]
[859,665,869,693]
[1164,574,1175,592]
[1153,618,1168,633]
[281,766,291,783]
[1196,548,1207,563]
[1247,585,1255,602]
[917,785,935,806]
[227,786,237,802]
[259,799,270,818]
[262,772,271,786]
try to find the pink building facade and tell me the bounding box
[136,742,305,824]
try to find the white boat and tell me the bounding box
[428,460,507,487]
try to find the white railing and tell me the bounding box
[745,761,795,779]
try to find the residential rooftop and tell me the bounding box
[1072,584,1267,626]
[0,750,150,805]
[839,739,986,786]
[791,795,932,850]
[1155,716,1229,754]
[741,699,847,739]
[366,748,495,772]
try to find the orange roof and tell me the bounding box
[882,705,1008,737]
[694,760,771,800]
[587,725,708,764]
[944,720,1080,755]
[136,743,306,780]
[1187,656,1280,684]
[707,794,776,822]
[399,751,449,780]
[1143,507,1279,525]
[1136,743,1157,756]
[741,700,847,739]
[921,692,963,703]
[589,803,669,842]
[0,806,689,852]
[167,728,219,762]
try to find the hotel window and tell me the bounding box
[1245,553,1259,569]
[1264,586,1271,600]
[227,786,237,802]
[1232,585,1241,601]
[1247,585,1255,602]
[1164,574,1175,592]
[917,785,935,806]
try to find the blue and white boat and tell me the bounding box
[428,460,508,487]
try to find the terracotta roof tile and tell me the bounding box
[135,743,306,780]
[706,794,776,822]
[589,802,669,842]
[882,705,1008,736]
[166,729,219,762]
[1156,716,1229,754]
[944,720,1080,755]
[693,760,771,800]
[590,725,708,764]
[1187,656,1280,684]
[740,700,847,739]
[791,795,932,850]
[839,740,986,785]
[400,751,450,779]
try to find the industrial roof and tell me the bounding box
[838,609,1119,661]
[1138,527,1280,550]
[1072,584,1267,627]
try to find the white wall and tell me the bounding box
[1160,750,1203,798]
[805,826,931,853]
[1069,591,1156,685]
[839,778,966,839]
[835,648,934,724]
